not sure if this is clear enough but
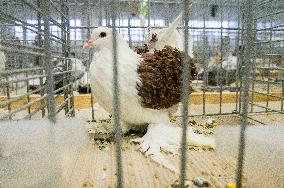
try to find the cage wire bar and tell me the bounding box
[0,0,74,121]
[0,0,283,187]
[247,0,284,117]
[111,1,123,187]
[236,0,254,187]
[42,0,57,122]
[85,0,96,122]
[179,0,191,186]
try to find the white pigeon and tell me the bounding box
[83,27,215,173]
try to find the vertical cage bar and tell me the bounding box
[164,1,169,26]
[219,0,224,114]
[5,74,12,120]
[225,1,229,87]
[86,0,91,96]
[202,0,208,115]
[250,12,257,113]
[238,3,245,114]
[37,0,46,118]
[147,0,151,41]
[26,71,31,118]
[265,1,273,113]
[236,0,254,187]
[111,0,123,187]
[61,0,69,115]
[281,79,284,111]
[41,0,56,122]
[98,0,103,26]
[64,2,74,117]
[40,69,45,117]
[127,1,132,49]
[250,56,256,113]
[86,0,95,121]
[179,0,190,187]
[235,0,242,113]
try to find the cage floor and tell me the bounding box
[61,141,241,188]
[62,106,282,188]
[1,102,283,187]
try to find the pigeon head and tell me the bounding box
[83,27,113,50]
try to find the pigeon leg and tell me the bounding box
[131,123,215,173]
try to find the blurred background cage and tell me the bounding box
[0,0,75,120]
[0,0,283,187]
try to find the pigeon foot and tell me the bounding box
[131,123,215,174]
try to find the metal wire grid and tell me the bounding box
[0,0,283,187]
[248,0,284,117]
[104,0,252,187]
[0,0,74,121]
[81,0,282,187]
[65,0,256,117]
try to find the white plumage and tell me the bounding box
[0,48,6,94]
[88,29,168,126]
[78,71,90,87]
[220,54,238,70]
[71,57,85,79]
[0,47,6,72]
[70,57,86,90]
[84,26,214,173]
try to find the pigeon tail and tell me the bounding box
[154,13,183,50]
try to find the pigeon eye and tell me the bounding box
[99,32,107,38]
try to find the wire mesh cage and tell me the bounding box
[0,0,75,120]
[0,0,283,188]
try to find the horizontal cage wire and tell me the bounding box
[0,0,283,188]
[0,0,75,121]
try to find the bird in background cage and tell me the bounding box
[70,52,85,79]
[48,58,65,94]
[70,52,88,92]
[255,54,283,82]
[197,44,239,88]
[83,17,215,173]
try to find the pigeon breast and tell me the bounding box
[136,45,197,110]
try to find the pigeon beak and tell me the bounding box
[83,40,95,49]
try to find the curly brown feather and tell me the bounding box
[150,33,158,43]
[137,45,197,110]
[134,44,150,55]
[134,33,159,56]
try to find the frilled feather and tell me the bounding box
[137,45,197,110]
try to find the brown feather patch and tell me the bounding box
[134,44,150,55]
[150,33,158,43]
[137,45,197,110]
[134,33,158,55]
